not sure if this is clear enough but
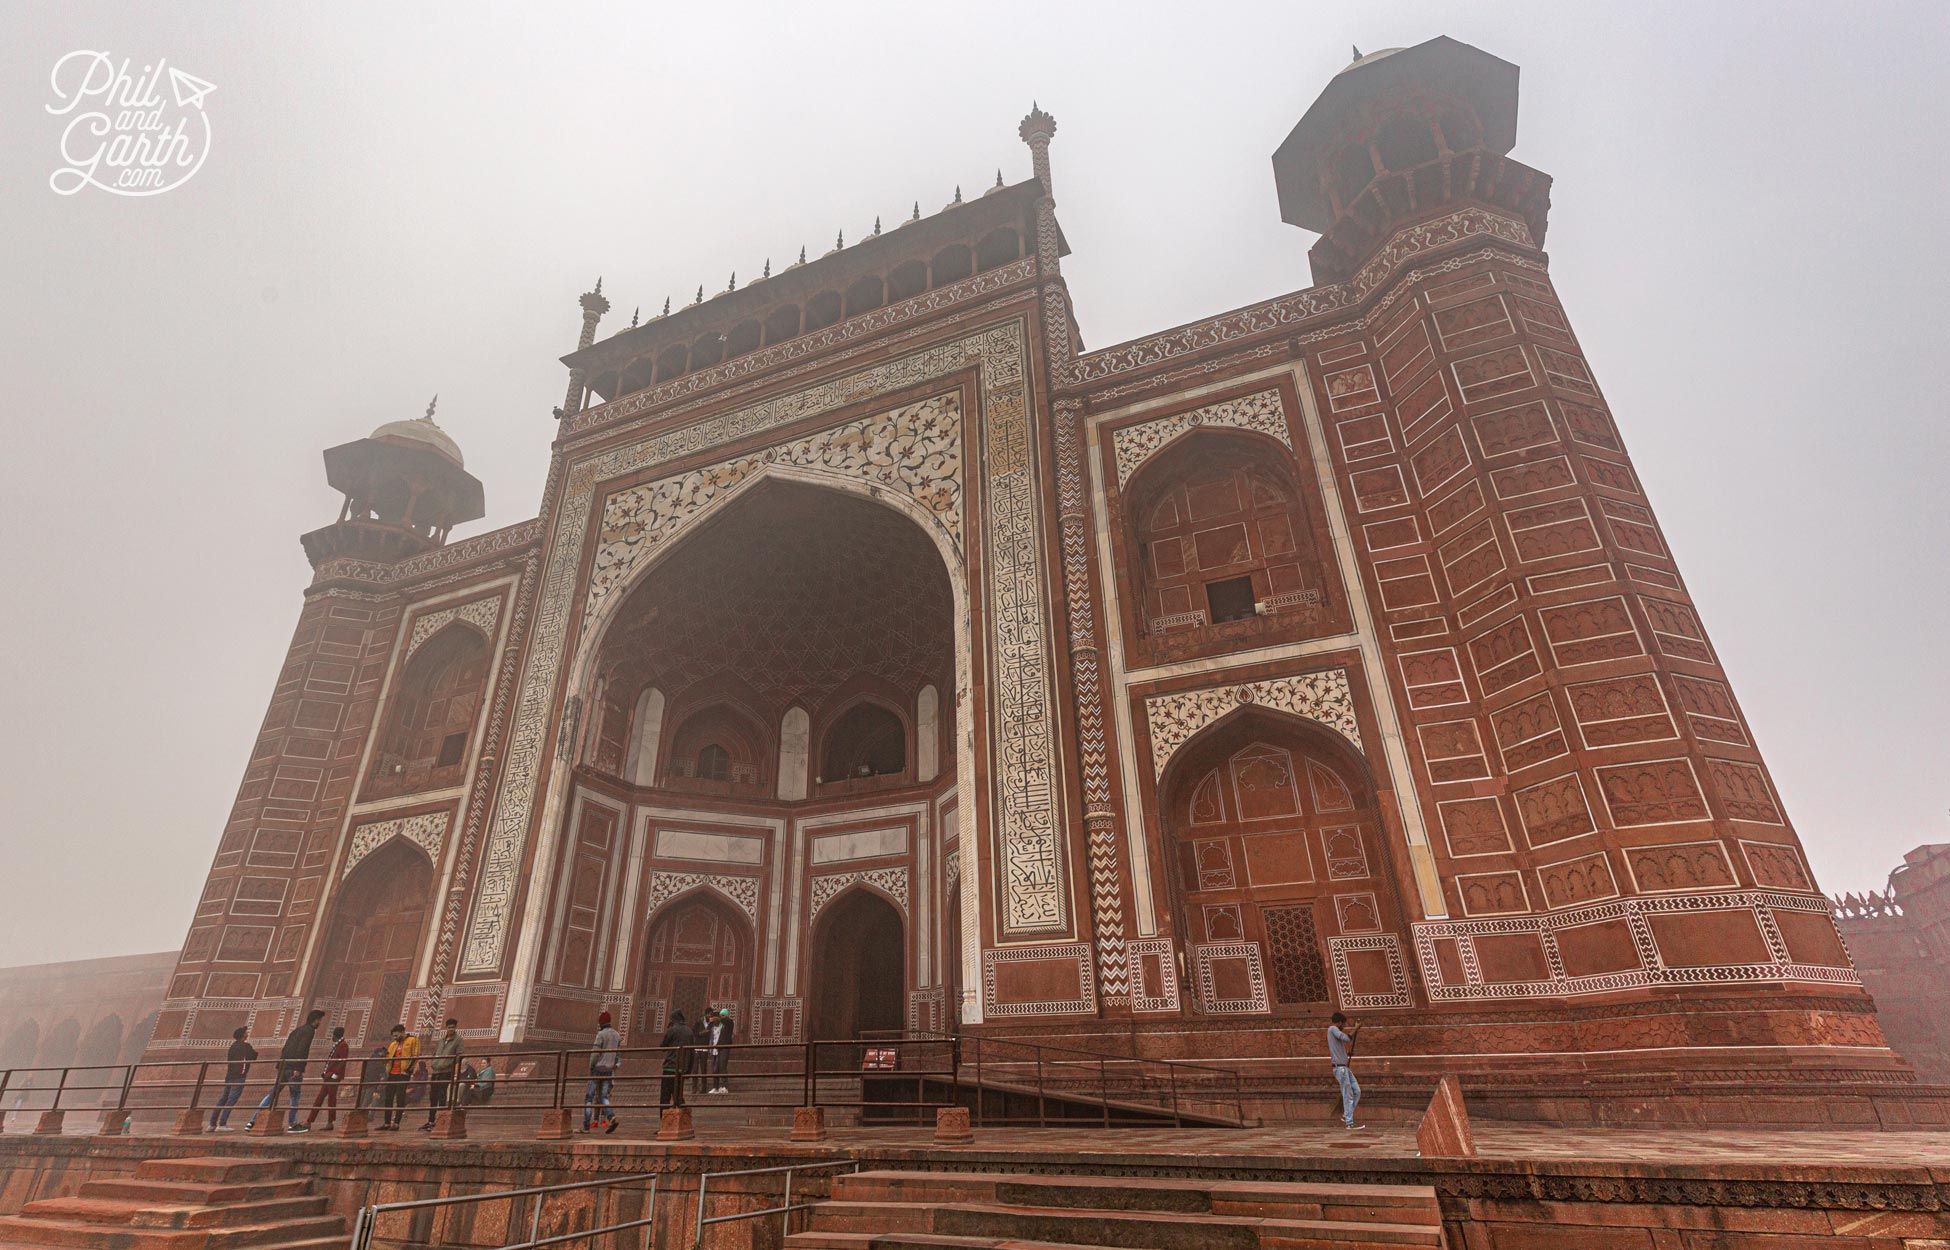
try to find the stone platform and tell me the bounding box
[4,1120,1950,1247]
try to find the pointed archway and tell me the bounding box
[809,888,905,1040]
[1160,707,1407,1015]
[312,838,436,1040]
[639,891,753,1038]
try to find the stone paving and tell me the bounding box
[19,1117,1950,1167]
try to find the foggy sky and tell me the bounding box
[1,2,1945,966]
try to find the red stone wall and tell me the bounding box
[1301,251,1865,1013]
[148,590,402,1056]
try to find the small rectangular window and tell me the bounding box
[436,732,467,768]
[1206,576,1258,624]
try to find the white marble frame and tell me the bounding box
[1083,366,1448,937]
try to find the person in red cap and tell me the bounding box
[581,1010,622,1133]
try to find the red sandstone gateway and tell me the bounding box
[140,34,1923,1127]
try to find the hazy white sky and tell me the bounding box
[1,2,1944,966]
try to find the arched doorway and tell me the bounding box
[75,1014,124,1068]
[1162,709,1399,1015]
[809,889,905,1040]
[641,893,752,1037]
[942,887,963,1032]
[314,839,436,1039]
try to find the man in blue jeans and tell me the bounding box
[209,1027,256,1130]
[245,1010,325,1133]
[1328,1011,1363,1130]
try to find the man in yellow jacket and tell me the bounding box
[378,1023,420,1131]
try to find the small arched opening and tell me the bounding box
[366,623,490,800]
[1124,430,1330,648]
[805,291,843,331]
[975,228,1021,272]
[662,703,769,795]
[818,700,907,790]
[929,244,972,286]
[762,304,802,345]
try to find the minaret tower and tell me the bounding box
[301,397,486,568]
[1273,37,1552,282]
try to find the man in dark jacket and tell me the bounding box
[247,1009,325,1133]
[658,1012,693,1109]
[210,1027,256,1131]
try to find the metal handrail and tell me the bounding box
[0,1027,1247,1133]
[692,1160,857,1249]
[348,1171,658,1250]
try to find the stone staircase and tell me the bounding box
[0,1158,344,1250]
[788,1170,1446,1250]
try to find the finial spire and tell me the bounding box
[630,306,639,327]
[872,215,882,236]
[728,271,737,292]
[694,285,704,304]
[798,245,807,264]
[424,394,438,422]
[836,229,845,249]
[952,185,962,205]
[1351,44,1362,61]
[911,201,920,221]
[662,296,671,316]
[763,257,771,278]
[594,276,603,295]
[995,168,1004,187]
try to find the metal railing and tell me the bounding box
[692,1160,856,1249]
[0,1030,1245,1134]
[960,1033,1247,1127]
[347,1171,658,1250]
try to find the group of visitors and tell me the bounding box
[578,1005,737,1132]
[206,1014,491,1133]
[205,1002,1363,1138]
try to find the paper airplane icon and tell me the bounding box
[168,67,216,109]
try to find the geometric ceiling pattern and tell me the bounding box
[598,479,953,714]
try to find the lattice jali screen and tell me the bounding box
[1262,905,1331,1005]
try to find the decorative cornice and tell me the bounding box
[562,257,1037,440]
[1063,207,1534,388]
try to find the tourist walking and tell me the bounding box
[1328,1011,1363,1130]
[209,1027,256,1131]
[581,1011,622,1133]
[303,1026,349,1130]
[377,1024,419,1130]
[358,1043,389,1108]
[704,1008,734,1094]
[658,1011,694,1110]
[246,1009,324,1133]
[422,1018,464,1130]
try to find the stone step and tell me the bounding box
[130,1161,293,1185]
[75,1181,312,1207]
[19,1198,327,1232]
[0,1214,344,1250]
[807,1201,1442,1249]
[832,1173,1441,1223]
[788,1235,1435,1250]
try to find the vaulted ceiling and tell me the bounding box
[598,480,954,714]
